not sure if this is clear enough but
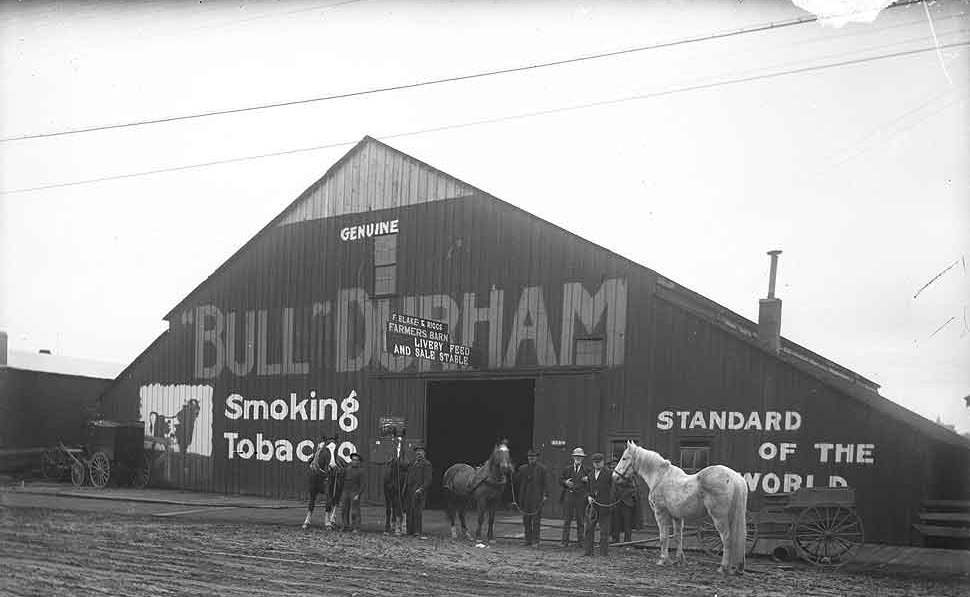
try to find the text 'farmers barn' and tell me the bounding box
[99,136,969,546]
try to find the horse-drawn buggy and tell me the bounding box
[40,420,152,489]
[697,486,865,567]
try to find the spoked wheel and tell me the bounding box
[131,454,151,489]
[89,451,111,488]
[792,505,864,567]
[41,450,60,480]
[70,461,87,487]
[696,514,759,557]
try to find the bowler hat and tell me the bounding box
[571,447,586,457]
[590,452,605,462]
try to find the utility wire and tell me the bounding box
[0,0,931,143]
[2,40,966,196]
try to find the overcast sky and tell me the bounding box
[1,0,968,431]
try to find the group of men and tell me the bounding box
[514,446,640,557]
[304,437,640,556]
[303,435,434,537]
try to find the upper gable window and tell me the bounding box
[374,235,397,296]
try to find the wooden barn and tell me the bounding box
[99,136,969,546]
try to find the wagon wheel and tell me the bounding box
[41,449,60,479]
[696,514,759,557]
[88,451,111,488]
[70,461,87,487]
[131,453,151,489]
[792,505,864,567]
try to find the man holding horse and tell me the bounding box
[405,443,433,537]
[339,453,365,532]
[514,448,549,547]
[583,452,613,557]
[559,446,589,547]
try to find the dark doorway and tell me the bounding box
[426,379,535,509]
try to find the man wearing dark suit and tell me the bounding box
[559,447,589,547]
[610,459,637,544]
[515,448,550,547]
[405,443,433,537]
[584,452,613,557]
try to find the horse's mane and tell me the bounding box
[630,444,671,477]
[473,444,510,484]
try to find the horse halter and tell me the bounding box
[613,448,638,483]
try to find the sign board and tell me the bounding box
[385,313,472,366]
[379,416,406,438]
[370,438,420,463]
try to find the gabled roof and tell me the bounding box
[5,350,123,380]
[166,136,484,320]
[156,135,966,448]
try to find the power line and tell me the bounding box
[0,0,931,143]
[2,40,966,196]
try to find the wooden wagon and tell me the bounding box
[696,487,865,567]
[42,420,151,489]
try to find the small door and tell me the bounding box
[532,373,601,518]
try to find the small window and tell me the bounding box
[679,440,711,474]
[575,337,604,366]
[375,235,396,266]
[374,235,397,296]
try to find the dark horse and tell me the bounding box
[382,436,408,535]
[302,439,345,530]
[442,442,513,541]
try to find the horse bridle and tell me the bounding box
[612,448,638,484]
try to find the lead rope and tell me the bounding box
[509,474,546,517]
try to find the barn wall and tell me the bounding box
[99,140,967,545]
[643,299,965,545]
[0,368,108,450]
[102,194,641,502]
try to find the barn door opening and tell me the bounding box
[425,378,535,509]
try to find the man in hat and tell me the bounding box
[514,448,549,547]
[339,453,365,532]
[559,446,589,546]
[584,452,613,557]
[302,435,345,530]
[405,443,433,537]
[609,457,637,545]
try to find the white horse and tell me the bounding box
[612,441,747,575]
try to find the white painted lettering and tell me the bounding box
[657,411,674,431]
[224,432,239,459]
[225,394,243,420]
[779,443,797,462]
[758,442,778,460]
[815,442,834,463]
[762,473,781,494]
[783,473,802,493]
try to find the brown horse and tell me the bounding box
[442,443,513,541]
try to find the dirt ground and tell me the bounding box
[1,506,967,597]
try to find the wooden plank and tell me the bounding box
[921,499,970,509]
[913,523,970,538]
[918,511,970,523]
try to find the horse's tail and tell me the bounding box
[726,472,748,573]
[442,465,459,524]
